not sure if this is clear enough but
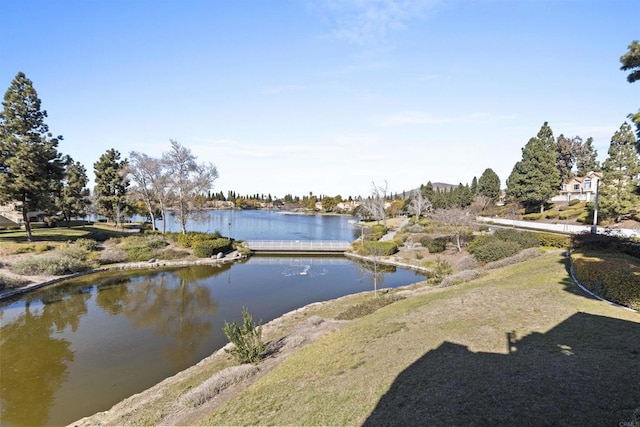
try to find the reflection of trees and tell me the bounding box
[95,267,220,370]
[356,259,397,294]
[0,289,90,427]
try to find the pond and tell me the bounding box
[0,255,424,427]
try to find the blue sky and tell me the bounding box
[2,0,638,198]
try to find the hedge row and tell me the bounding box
[572,252,640,311]
[468,230,570,264]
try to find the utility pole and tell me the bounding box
[591,179,600,234]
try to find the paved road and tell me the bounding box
[476,216,640,238]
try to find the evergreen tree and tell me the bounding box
[598,122,640,223]
[555,134,579,182]
[94,149,130,227]
[506,122,560,212]
[576,137,599,176]
[620,40,640,145]
[470,176,478,196]
[0,72,65,241]
[58,156,90,225]
[477,168,501,202]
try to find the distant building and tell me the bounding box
[0,202,44,227]
[551,171,603,203]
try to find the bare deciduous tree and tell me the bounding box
[360,180,388,226]
[407,188,432,219]
[430,208,472,252]
[163,140,219,234]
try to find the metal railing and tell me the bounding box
[245,240,351,252]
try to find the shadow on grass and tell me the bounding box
[0,225,126,243]
[364,312,640,426]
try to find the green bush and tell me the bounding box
[362,241,398,256]
[537,232,570,248]
[11,254,90,276]
[568,198,581,206]
[469,239,522,264]
[158,248,191,260]
[419,236,447,253]
[493,229,539,249]
[430,257,453,284]
[223,307,267,365]
[558,209,581,220]
[522,213,542,220]
[193,239,232,258]
[169,231,224,248]
[545,211,559,219]
[74,238,98,251]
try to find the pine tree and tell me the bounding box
[598,122,640,222]
[477,168,501,202]
[0,72,65,241]
[506,122,560,212]
[576,137,599,176]
[620,40,640,146]
[555,134,579,182]
[94,149,130,227]
[58,156,90,225]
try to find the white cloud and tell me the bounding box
[315,0,440,45]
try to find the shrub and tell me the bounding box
[74,238,98,251]
[193,239,232,258]
[362,241,398,256]
[470,239,522,264]
[158,248,191,260]
[537,232,570,248]
[179,365,259,408]
[98,247,126,264]
[420,236,447,253]
[522,213,542,220]
[572,252,640,310]
[169,231,223,248]
[568,198,581,206]
[0,274,31,290]
[493,229,539,249]
[440,269,486,287]
[484,247,542,270]
[545,211,559,219]
[430,257,452,284]
[223,307,268,364]
[10,254,90,275]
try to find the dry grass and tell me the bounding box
[199,251,640,426]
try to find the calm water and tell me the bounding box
[157,209,359,241]
[0,212,424,427]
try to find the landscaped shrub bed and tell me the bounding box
[468,238,522,264]
[536,232,570,248]
[419,236,447,253]
[10,254,90,275]
[522,213,542,220]
[571,251,640,310]
[572,233,640,259]
[192,239,232,258]
[358,241,398,256]
[468,230,568,264]
[168,231,224,248]
[493,229,540,248]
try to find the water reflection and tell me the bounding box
[0,258,423,426]
[1,286,89,426]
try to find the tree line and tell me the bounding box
[1,41,639,240]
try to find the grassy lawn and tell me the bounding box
[198,251,639,426]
